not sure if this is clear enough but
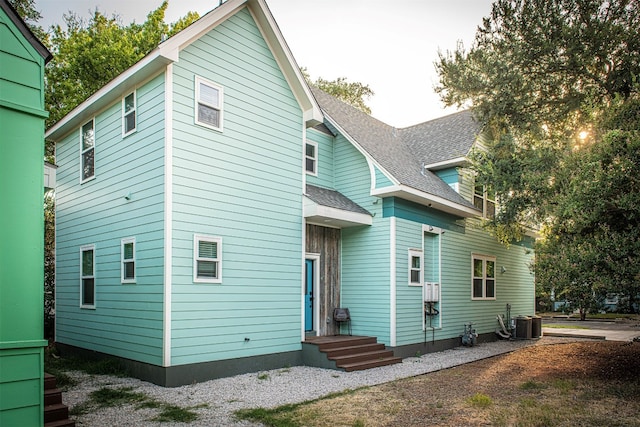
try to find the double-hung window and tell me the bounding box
[408,249,423,286]
[305,141,318,175]
[195,76,223,131]
[472,254,496,300]
[474,182,496,219]
[81,119,95,182]
[194,235,222,283]
[122,91,136,136]
[80,245,96,308]
[121,237,135,283]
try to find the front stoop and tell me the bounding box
[44,373,75,427]
[303,336,402,371]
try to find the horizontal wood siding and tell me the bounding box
[55,73,166,365]
[0,16,43,110]
[306,127,334,188]
[393,214,535,346]
[375,165,394,188]
[170,8,304,366]
[334,134,391,343]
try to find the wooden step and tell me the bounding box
[44,373,57,390]
[44,373,76,427]
[44,404,69,424]
[44,388,63,406]
[304,335,402,372]
[323,343,386,358]
[315,336,378,351]
[44,419,76,427]
[332,349,396,366]
[340,356,403,372]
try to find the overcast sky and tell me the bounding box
[35,0,493,128]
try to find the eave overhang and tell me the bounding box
[303,196,373,228]
[372,185,479,218]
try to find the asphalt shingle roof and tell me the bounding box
[305,184,371,216]
[310,87,479,209]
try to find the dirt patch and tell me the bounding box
[274,341,640,427]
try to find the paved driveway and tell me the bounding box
[542,318,640,341]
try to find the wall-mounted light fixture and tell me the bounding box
[501,266,507,274]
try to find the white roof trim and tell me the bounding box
[45,0,321,141]
[423,156,468,171]
[303,195,372,228]
[372,185,479,218]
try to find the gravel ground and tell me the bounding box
[63,336,580,426]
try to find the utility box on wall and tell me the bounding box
[0,1,52,425]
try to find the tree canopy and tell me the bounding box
[301,68,374,115]
[436,0,640,315]
[46,1,199,127]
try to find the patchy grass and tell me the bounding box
[69,386,208,423]
[234,342,640,427]
[45,346,128,390]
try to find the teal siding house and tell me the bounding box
[47,0,535,387]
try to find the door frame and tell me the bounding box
[304,253,320,336]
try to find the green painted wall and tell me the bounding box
[169,8,305,366]
[0,6,48,426]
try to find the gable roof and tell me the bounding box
[0,0,52,63]
[310,87,480,217]
[45,0,321,141]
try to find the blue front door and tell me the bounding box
[305,259,314,331]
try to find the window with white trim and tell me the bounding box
[408,249,423,286]
[195,76,223,131]
[81,119,95,182]
[80,245,96,308]
[122,91,136,136]
[472,254,496,300]
[194,235,222,283]
[305,140,318,175]
[474,181,496,219]
[121,237,135,283]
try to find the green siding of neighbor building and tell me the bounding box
[55,73,166,365]
[306,127,334,189]
[169,8,305,366]
[0,6,48,426]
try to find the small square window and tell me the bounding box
[123,92,136,136]
[194,235,222,283]
[80,245,96,308]
[408,249,422,286]
[305,141,318,175]
[195,77,223,131]
[121,237,135,283]
[81,119,95,182]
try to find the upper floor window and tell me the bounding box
[472,254,496,300]
[474,182,496,219]
[80,244,96,308]
[408,249,423,286]
[305,141,317,175]
[194,235,222,283]
[81,119,95,182]
[122,91,136,136]
[195,76,223,131]
[121,237,135,284]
